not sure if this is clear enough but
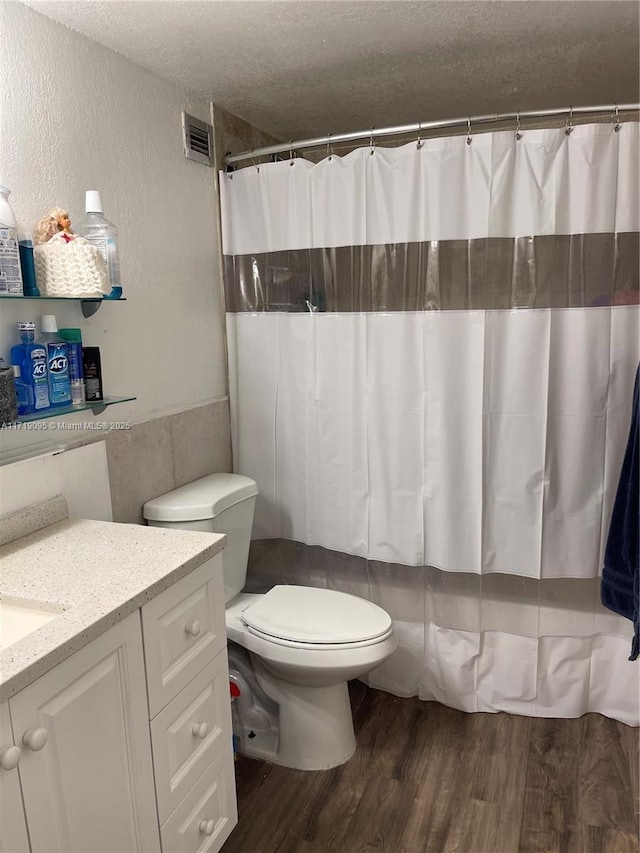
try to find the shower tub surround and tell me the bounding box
[222,122,640,726]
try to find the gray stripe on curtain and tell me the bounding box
[224,232,639,313]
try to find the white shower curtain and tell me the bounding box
[221,123,640,724]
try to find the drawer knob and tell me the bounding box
[0,745,21,771]
[192,722,209,739]
[184,619,201,637]
[199,819,215,836]
[22,728,48,752]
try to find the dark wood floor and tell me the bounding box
[222,681,639,853]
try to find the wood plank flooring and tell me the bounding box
[223,681,639,853]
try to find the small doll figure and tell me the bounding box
[33,206,109,297]
[34,207,75,245]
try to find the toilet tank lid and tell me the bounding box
[143,473,258,522]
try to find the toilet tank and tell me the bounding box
[143,474,258,603]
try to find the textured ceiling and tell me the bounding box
[26,1,640,142]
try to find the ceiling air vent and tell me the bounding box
[182,112,213,166]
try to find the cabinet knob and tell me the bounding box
[192,722,209,739]
[199,819,215,836]
[0,745,21,771]
[22,728,48,752]
[184,619,201,637]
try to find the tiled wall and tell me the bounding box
[65,400,232,525]
[213,106,282,169]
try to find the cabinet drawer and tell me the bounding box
[160,747,237,853]
[142,556,226,716]
[151,651,232,822]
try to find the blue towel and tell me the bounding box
[601,363,640,661]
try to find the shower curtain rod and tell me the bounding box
[224,103,639,165]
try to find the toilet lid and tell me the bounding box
[241,585,393,645]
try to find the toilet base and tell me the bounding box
[252,657,357,770]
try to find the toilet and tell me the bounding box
[143,473,397,770]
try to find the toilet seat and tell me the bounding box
[244,624,394,651]
[240,585,393,648]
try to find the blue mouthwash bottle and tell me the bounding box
[39,315,72,407]
[10,322,50,415]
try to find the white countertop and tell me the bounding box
[0,506,225,701]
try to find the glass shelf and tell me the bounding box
[0,294,126,317]
[2,396,136,429]
[0,295,126,301]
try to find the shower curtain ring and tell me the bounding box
[612,104,621,132]
[250,150,260,173]
[515,112,522,141]
[417,122,422,149]
[289,140,294,165]
[565,106,574,135]
[326,133,333,161]
[466,117,472,145]
[370,127,376,155]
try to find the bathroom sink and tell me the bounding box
[0,599,63,651]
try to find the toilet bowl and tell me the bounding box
[143,473,397,770]
[225,587,397,769]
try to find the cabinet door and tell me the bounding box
[0,701,29,853]
[10,611,160,853]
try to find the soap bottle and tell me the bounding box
[39,315,72,407]
[10,322,50,415]
[76,191,122,299]
[0,185,24,295]
[58,328,85,406]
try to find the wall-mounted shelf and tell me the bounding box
[0,294,126,318]
[2,396,136,429]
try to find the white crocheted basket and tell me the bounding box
[34,233,110,298]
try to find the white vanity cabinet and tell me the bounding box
[0,552,237,853]
[8,611,160,853]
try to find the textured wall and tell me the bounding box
[0,1,227,460]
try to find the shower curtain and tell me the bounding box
[220,122,640,725]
